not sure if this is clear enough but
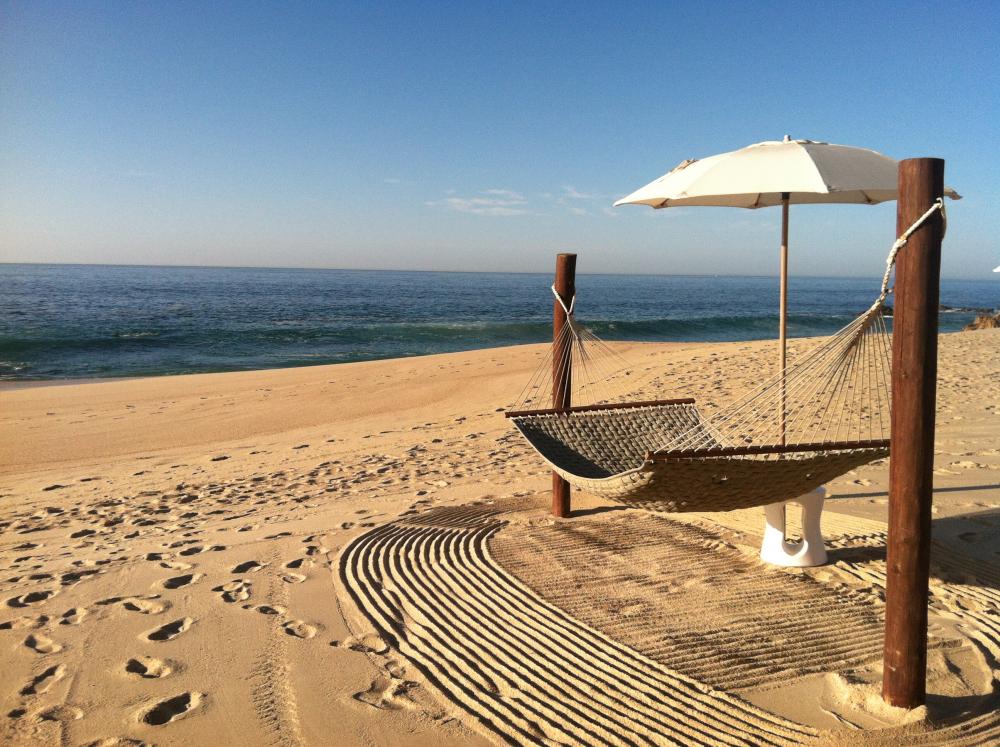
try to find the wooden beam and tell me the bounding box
[882,158,945,709]
[504,397,696,419]
[647,438,890,461]
[551,253,576,518]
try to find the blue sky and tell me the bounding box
[2,2,998,278]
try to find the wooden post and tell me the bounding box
[882,158,945,709]
[551,253,576,518]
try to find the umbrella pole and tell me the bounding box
[779,192,789,445]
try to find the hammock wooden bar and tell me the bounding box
[510,399,890,512]
[504,397,696,418]
[507,198,945,514]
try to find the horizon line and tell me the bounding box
[0,260,995,283]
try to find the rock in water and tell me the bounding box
[963,313,1000,331]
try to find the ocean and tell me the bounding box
[1,263,997,381]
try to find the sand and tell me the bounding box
[1,330,998,746]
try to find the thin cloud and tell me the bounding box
[482,188,524,200]
[553,185,625,216]
[561,185,600,201]
[428,189,529,216]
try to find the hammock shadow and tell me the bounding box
[569,505,631,518]
[835,483,1000,500]
[827,505,1000,591]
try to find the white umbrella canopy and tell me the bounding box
[614,136,961,443]
[614,138,960,208]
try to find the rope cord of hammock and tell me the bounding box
[512,196,946,455]
[875,197,946,307]
[656,199,945,454]
[512,318,637,411]
[654,305,891,454]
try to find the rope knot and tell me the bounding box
[878,197,946,302]
[551,285,576,316]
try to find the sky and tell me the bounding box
[2,1,998,279]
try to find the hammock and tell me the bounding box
[506,200,945,512]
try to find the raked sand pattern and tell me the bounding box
[340,501,818,746]
[340,498,1000,746]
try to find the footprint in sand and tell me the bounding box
[160,573,202,590]
[1,615,47,630]
[950,460,985,469]
[39,704,84,722]
[159,560,193,571]
[341,633,389,654]
[140,692,204,725]
[215,580,251,603]
[125,656,173,679]
[123,597,170,615]
[231,560,267,574]
[383,659,407,679]
[244,604,286,616]
[353,676,418,711]
[179,544,226,557]
[7,589,58,608]
[282,620,317,639]
[24,632,62,654]
[61,568,102,586]
[60,607,87,625]
[144,617,193,642]
[20,663,67,695]
[281,572,306,584]
[81,739,148,747]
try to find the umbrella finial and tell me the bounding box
[783,134,791,142]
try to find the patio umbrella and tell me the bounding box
[614,136,960,409]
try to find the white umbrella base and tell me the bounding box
[759,487,828,567]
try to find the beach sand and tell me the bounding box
[1,330,998,746]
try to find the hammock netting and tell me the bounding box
[506,199,945,512]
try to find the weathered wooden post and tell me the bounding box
[882,158,945,708]
[551,253,576,518]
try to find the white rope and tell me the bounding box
[877,197,946,303]
[512,198,953,442]
[551,284,576,316]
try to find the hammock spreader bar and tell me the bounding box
[506,203,944,512]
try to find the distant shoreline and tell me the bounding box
[2,326,988,390]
